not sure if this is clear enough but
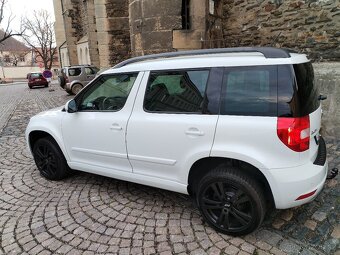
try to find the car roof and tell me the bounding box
[102,47,309,74]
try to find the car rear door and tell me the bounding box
[126,68,223,185]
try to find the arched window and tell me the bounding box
[85,47,89,64]
[79,48,83,65]
[66,51,69,66]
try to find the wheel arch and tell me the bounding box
[187,157,274,206]
[70,81,83,88]
[28,130,69,161]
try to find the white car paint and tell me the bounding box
[26,49,328,210]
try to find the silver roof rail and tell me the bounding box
[113,47,297,69]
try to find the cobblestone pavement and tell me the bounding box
[0,65,339,255]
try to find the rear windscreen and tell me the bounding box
[30,73,43,78]
[278,63,320,117]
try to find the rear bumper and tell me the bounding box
[268,137,328,209]
[28,81,48,86]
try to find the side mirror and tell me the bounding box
[65,99,78,113]
[318,94,327,101]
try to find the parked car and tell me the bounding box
[58,65,99,95]
[26,47,329,235]
[27,72,49,89]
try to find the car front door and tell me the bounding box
[62,72,143,174]
[84,67,97,85]
[126,68,222,185]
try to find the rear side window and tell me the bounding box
[144,70,209,113]
[221,66,277,116]
[68,68,81,76]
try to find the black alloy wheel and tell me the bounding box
[197,166,266,236]
[32,137,69,180]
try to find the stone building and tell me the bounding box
[53,0,340,68]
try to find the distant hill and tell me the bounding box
[0,30,29,51]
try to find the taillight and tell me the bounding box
[277,115,310,152]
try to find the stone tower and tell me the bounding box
[53,0,224,67]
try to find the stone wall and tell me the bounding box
[106,0,131,64]
[129,0,182,56]
[223,0,340,61]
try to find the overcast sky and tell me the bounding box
[3,0,55,31]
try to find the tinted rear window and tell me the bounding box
[278,63,319,117]
[293,63,319,115]
[220,66,277,116]
[30,73,43,78]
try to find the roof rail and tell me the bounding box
[113,47,297,69]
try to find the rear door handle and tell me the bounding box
[110,124,122,131]
[185,128,204,136]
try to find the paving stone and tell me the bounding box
[255,241,272,251]
[331,224,340,239]
[312,211,328,222]
[299,249,317,255]
[278,240,301,255]
[224,245,239,255]
[304,220,318,231]
[240,242,256,254]
[280,210,294,221]
[322,238,339,254]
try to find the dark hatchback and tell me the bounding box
[28,72,49,89]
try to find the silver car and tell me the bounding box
[58,65,99,95]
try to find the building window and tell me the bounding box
[181,0,190,30]
[79,48,83,65]
[209,0,215,15]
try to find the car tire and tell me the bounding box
[45,83,49,88]
[32,137,70,180]
[58,76,66,89]
[196,165,266,236]
[71,83,83,95]
[28,85,33,89]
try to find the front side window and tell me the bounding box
[144,70,209,113]
[221,66,277,116]
[85,67,95,75]
[78,73,138,111]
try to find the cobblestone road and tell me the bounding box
[0,65,339,255]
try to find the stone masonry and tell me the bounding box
[223,0,340,60]
[54,0,340,68]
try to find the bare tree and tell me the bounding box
[21,10,57,70]
[0,0,23,44]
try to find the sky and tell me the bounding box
[3,0,55,32]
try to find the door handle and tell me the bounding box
[110,124,122,131]
[185,128,204,136]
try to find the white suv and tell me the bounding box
[26,47,328,235]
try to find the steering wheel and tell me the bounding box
[101,97,121,110]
